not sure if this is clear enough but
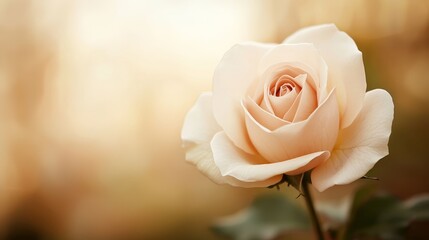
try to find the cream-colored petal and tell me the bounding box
[292,73,307,87]
[245,90,339,163]
[211,132,330,182]
[243,97,289,131]
[258,43,328,103]
[213,42,273,154]
[284,24,366,129]
[181,93,279,187]
[293,79,317,122]
[266,74,305,118]
[311,89,394,191]
[260,86,275,114]
[181,92,223,184]
[185,143,280,187]
[181,92,221,146]
[249,63,304,102]
[268,87,298,117]
[283,91,301,122]
[282,74,310,122]
[184,143,226,184]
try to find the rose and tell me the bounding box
[181,24,394,191]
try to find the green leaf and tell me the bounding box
[212,193,310,240]
[347,185,377,216]
[347,193,409,239]
[404,194,429,221]
[343,188,429,240]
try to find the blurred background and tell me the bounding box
[0,0,428,239]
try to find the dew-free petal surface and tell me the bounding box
[211,132,330,182]
[181,92,221,145]
[213,42,273,154]
[258,43,328,97]
[182,93,279,187]
[285,24,366,128]
[311,89,394,191]
[244,90,339,163]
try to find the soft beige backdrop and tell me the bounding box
[0,0,428,239]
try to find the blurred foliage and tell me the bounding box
[212,193,310,240]
[213,186,429,240]
[343,187,429,240]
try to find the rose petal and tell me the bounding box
[244,89,339,163]
[311,89,394,191]
[291,73,307,87]
[181,93,223,184]
[181,92,222,146]
[185,143,281,187]
[211,131,330,182]
[284,24,366,128]
[184,143,226,184]
[258,43,329,103]
[267,74,305,118]
[181,93,279,187]
[268,87,298,117]
[243,97,290,131]
[287,78,317,122]
[249,63,305,102]
[213,42,274,154]
[283,90,301,122]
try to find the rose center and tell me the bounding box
[269,77,300,97]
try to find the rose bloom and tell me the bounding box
[181,24,394,191]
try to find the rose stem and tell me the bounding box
[302,174,325,240]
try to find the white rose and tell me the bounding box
[181,24,394,191]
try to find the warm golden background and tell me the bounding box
[0,0,428,239]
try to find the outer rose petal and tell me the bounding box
[182,92,222,145]
[213,42,273,154]
[311,89,394,191]
[181,93,279,187]
[285,24,366,128]
[211,131,330,182]
[185,143,280,187]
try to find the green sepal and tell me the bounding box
[267,173,306,194]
